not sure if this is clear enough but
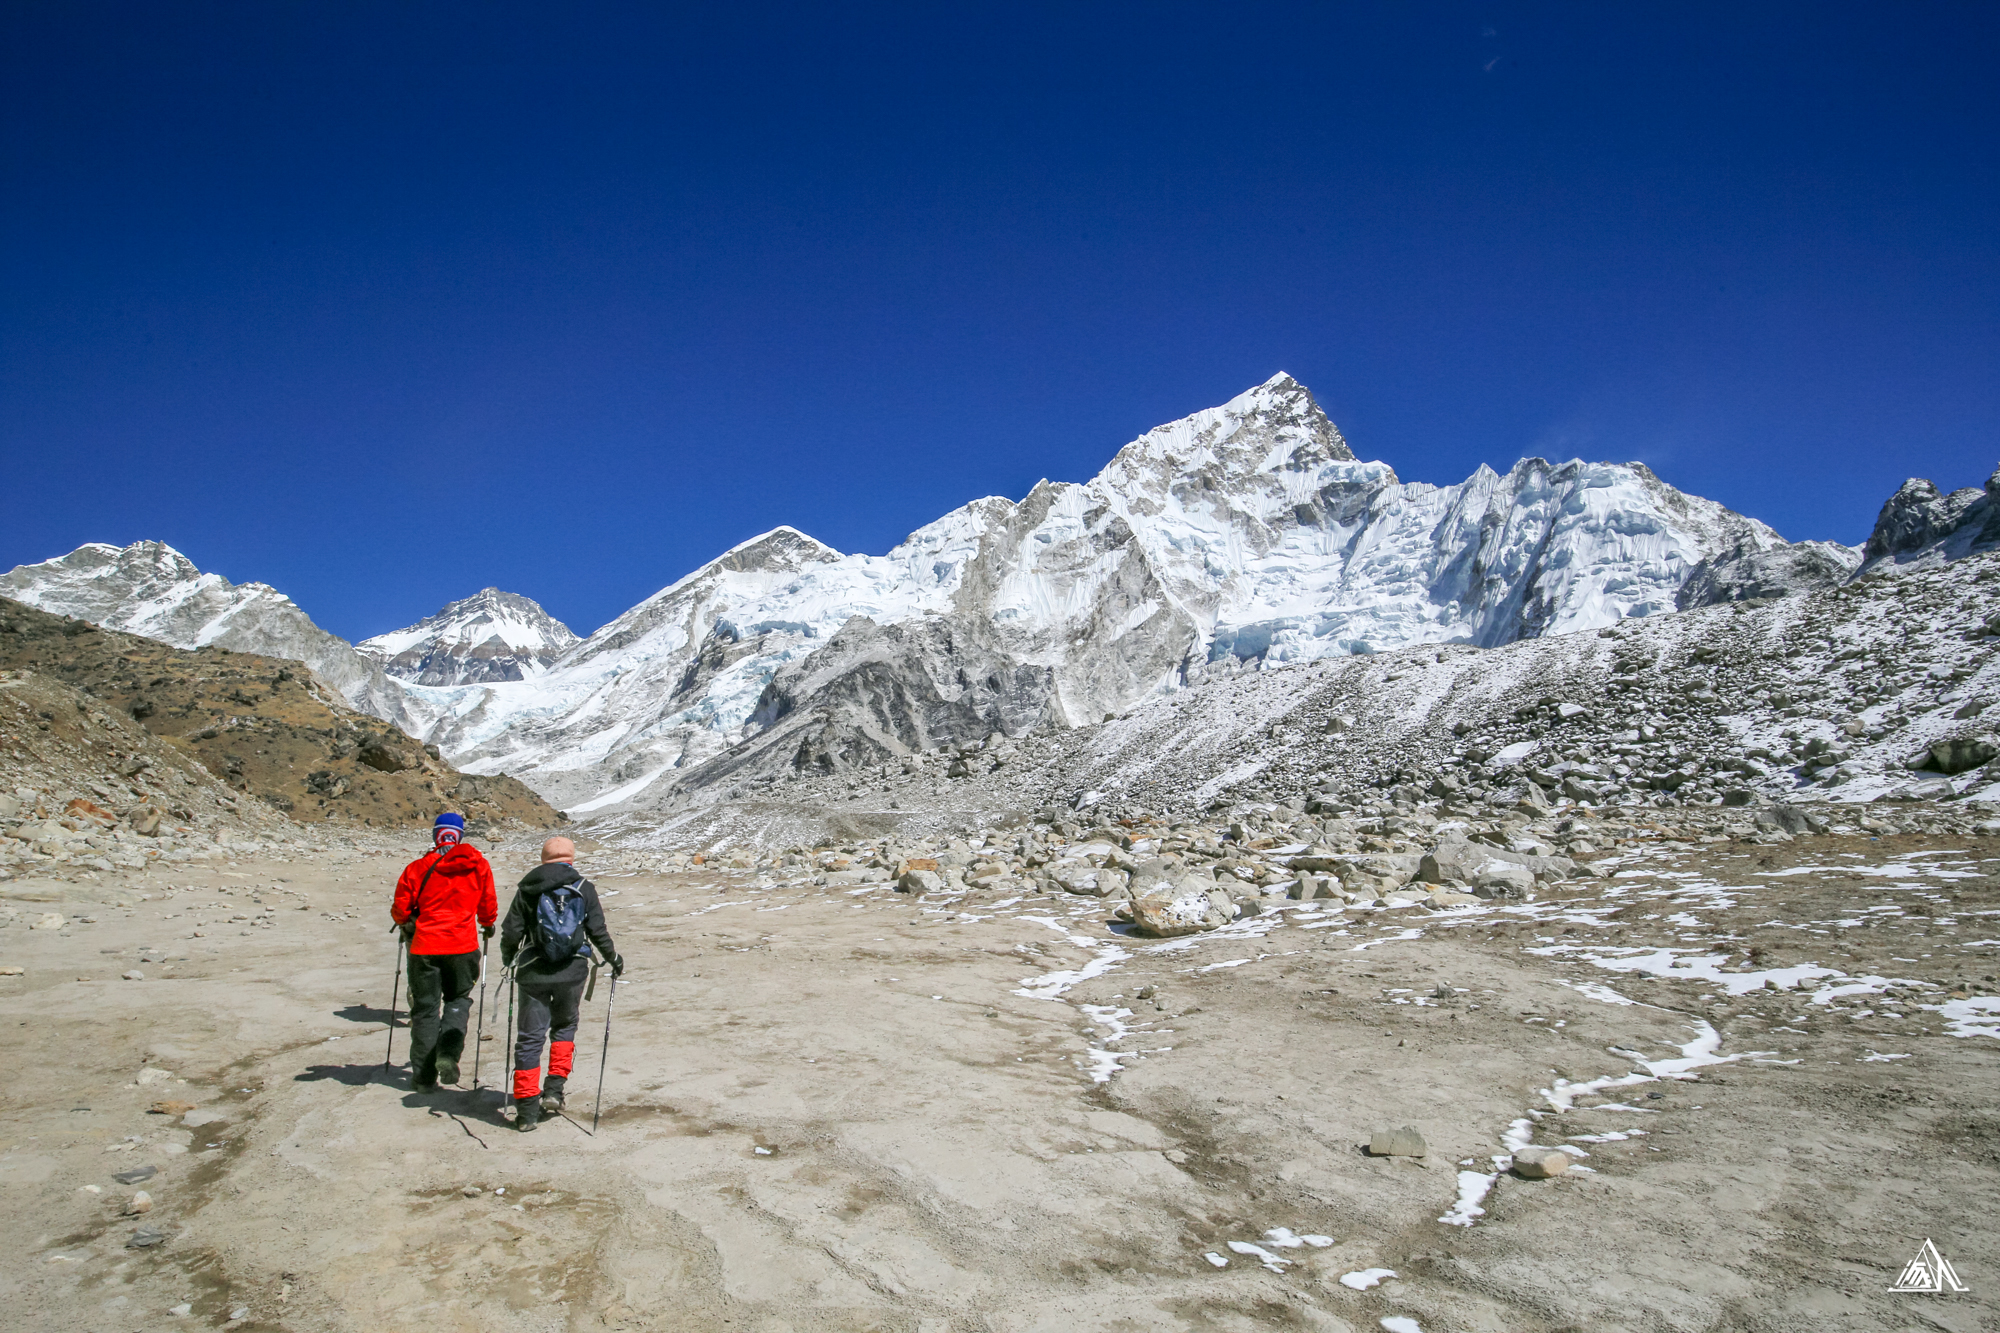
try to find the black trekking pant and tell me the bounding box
[512,961,586,1101]
[406,950,479,1085]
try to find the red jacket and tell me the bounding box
[392,844,497,956]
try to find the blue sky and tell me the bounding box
[3,3,1995,641]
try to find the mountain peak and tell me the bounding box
[713,525,844,575]
[1095,374,1356,498]
[359,588,580,686]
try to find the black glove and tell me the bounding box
[396,921,414,944]
[610,953,625,978]
[482,925,494,943]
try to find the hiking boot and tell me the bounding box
[539,1075,566,1115]
[514,1096,541,1132]
[412,1075,439,1094]
[434,1052,460,1085]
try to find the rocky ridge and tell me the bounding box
[0,597,561,849]
[0,542,426,734]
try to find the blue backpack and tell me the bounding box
[532,882,592,966]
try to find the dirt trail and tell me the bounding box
[2,831,1995,1332]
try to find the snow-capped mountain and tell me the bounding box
[359,587,579,685]
[0,540,424,732]
[15,373,1947,818]
[419,374,1859,809]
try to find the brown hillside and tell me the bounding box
[0,597,561,831]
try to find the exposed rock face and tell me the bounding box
[1677,540,1860,609]
[0,542,423,734]
[1859,467,2000,572]
[358,587,579,685]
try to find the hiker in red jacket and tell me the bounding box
[391,812,497,1092]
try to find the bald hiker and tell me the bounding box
[501,836,623,1131]
[390,812,497,1092]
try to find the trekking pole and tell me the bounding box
[382,931,406,1073]
[502,965,516,1111]
[471,937,489,1091]
[591,965,618,1135]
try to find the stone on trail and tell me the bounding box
[124,1190,152,1214]
[125,1228,165,1249]
[30,913,64,931]
[1513,1147,1571,1179]
[111,1165,157,1184]
[896,870,943,894]
[1368,1126,1427,1158]
[147,1101,194,1117]
[121,970,144,981]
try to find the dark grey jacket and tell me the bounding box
[501,861,618,980]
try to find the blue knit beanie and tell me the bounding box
[434,811,466,832]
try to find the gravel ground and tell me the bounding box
[1,819,1994,1332]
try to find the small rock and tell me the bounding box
[168,1302,191,1316]
[229,1308,251,1322]
[462,1185,482,1197]
[0,965,23,976]
[122,970,145,982]
[126,1227,165,1249]
[112,1165,158,1184]
[125,1190,153,1214]
[1368,1126,1427,1158]
[148,1100,195,1116]
[135,1068,174,1086]
[30,913,65,931]
[1512,1147,1571,1179]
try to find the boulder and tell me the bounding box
[896,870,943,894]
[1368,1126,1426,1158]
[1753,805,1813,836]
[357,739,413,773]
[1512,1147,1571,1179]
[1128,882,1233,937]
[1419,838,1574,886]
[1426,889,1482,909]
[1927,735,1999,775]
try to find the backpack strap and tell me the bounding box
[408,844,463,923]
